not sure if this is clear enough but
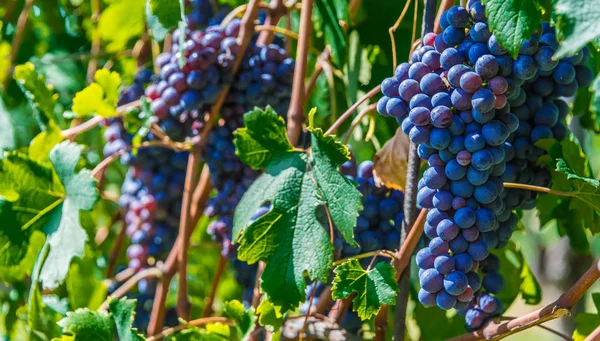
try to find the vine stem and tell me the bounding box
[3,0,34,89]
[255,25,298,39]
[446,259,600,341]
[305,47,331,98]
[251,261,266,308]
[256,0,287,45]
[387,1,437,340]
[584,324,600,341]
[202,254,228,317]
[60,99,141,139]
[176,145,202,320]
[146,317,235,341]
[147,166,212,335]
[388,0,413,73]
[105,211,125,277]
[332,249,396,267]
[433,0,455,33]
[99,267,162,310]
[86,0,102,83]
[342,103,377,144]
[325,85,381,135]
[503,182,573,196]
[286,0,314,145]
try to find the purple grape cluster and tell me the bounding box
[376,0,592,331]
[502,24,593,210]
[335,160,405,263]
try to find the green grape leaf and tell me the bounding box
[413,301,465,340]
[13,62,59,130]
[67,250,108,310]
[233,106,294,169]
[493,241,541,309]
[108,297,146,341]
[39,142,99,289]
[555,158,600,212]
[29,127,64,165]
[232,107,361,311]
[331,259,399,320]
[573,313,600,341]
[591,74,600,125]
[593,292,600,314]
[256,297,285,333]
[149,0,181,29]
[313,0,349,66]
[537,138,599,250]
[0,231,45,283]
[554,0,600,59]
[131,97,159,148]
[56,309,114,341]
[165,325,229,341]
[29,275,62,338]
[72,70,122,118]
[482,0,543,58]
[0,154,62,269]
[0,41,11,87]
[97,0,146,53]
[145,0,171,42]
[223,300,255,340]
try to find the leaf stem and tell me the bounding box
[325,85,381,135]
[256,0,288,45]
[446,259,600,341]
[145,317,235,341]
[332,250,396,267]
[60,99,141,139]
[105,211,125,277]
[286,0,314,146]
[503,182,573,197]
[255,25,298,40]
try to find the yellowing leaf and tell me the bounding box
[72,70,122,118]
[98,0,146,53]
[373,128,411,190]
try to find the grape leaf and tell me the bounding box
[97,0,146,53]
[67,250,107,310]
[232,107,362,311]
[0,40,10,87]
[72,69,122,118]
[573,313,600,341]
[591,74,600,125]
[13,62,59,130]
[313,0,349,66]
[108,297,145,341]
[555,158,600,213]
[149,0,181,28]
[482,0,543,58]
[37,142,98,289]
[0,154,62,269]
[331,259,398,320]
[56,309,114,341]
[373,128,410,190]
[223,300,255,340]
[145,0,171,42]
[29,127,64,165]
[554,0,600,59]
[493,241,541,309]
[256,297,285,333]
[0,231,45,283]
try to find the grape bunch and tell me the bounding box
[376,0,591,331]
[336,160,405,262]
[502,24,593,210]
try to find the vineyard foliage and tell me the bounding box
[0,0,599,340]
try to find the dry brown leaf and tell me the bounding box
[373,128,410,190]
